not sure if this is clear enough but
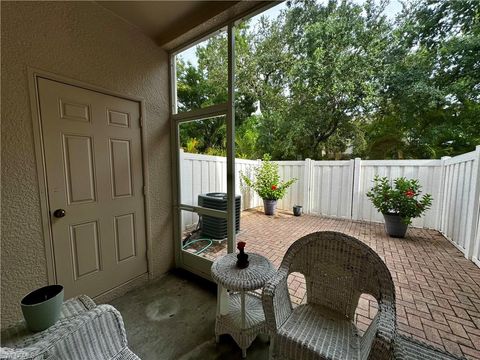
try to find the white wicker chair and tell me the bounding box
[1,296,140,360]
[262,231,396,360]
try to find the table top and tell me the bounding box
[211,253,276,291]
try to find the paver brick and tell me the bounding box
[192,209,480,359]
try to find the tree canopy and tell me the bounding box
[176,0,480,160]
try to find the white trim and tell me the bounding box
[170,22,238,271]
[360,160,442,166]
[139,100,153,277]
[311,160,352,166]
[170,27,227,57]
[172,103,227,123]
[169,54,182,267]
[275,160,309,166]
[170,55,178,115]
[444,150,476,164]
[168,2,280,272]
[27,67,152,284]
[181,255,214,281]
[179,204,227,219]
[27,68,57,285]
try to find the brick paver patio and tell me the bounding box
[184,208,480,359]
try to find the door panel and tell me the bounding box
[109,139,133,198]
[38,78,147,299]
[108,109,130,127]
[63,135,96,204]
[70,221,101,278]
[60,100,91,122]
[114,213,137,262]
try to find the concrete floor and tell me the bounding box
[109,270,270,360]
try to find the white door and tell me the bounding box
[37,78,147,299]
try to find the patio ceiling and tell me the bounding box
[96,1,272,48]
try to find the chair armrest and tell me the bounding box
[360,300,396,360]
[1,305,128,360]
[262,269,293,333]
[1,295,97,350]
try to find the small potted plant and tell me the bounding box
[366,176,433,238]
[236,241,249,268]
[241,154,297,215]
[21,285,64,332]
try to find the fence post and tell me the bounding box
[351,158,362,220]
[303,158,312,214]
[436,156,451,231]
[465,146,480,259]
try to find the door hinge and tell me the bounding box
[139,116,143,128]
[143,186,147,196]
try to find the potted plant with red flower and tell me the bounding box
[236,241,249,268]
[367,176,433,238]
[241,154,297,215]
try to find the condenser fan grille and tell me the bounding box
[198,192,241,239]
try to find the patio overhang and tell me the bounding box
[96,1,278,50]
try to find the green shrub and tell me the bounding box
[366,176,433,224]
[241,154,297,200]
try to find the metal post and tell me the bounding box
[169,54,181,267]
[227,24,236,253]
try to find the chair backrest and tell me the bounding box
[280,231,395,320]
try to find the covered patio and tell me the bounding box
[2,1,479,359]
[184,209,480,359]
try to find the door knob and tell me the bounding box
[53,209,66,218]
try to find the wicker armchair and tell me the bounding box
[1,296,140,360]
[262,231,396,360]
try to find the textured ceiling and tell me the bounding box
[97,1,241,46]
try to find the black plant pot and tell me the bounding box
[236,249,249,268]
[263,199,277,215]
[293,205,302,216]
[383,213,408,238]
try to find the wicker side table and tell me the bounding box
[211,252,275,358]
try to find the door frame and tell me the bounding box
[168,23,237,280]
[27,67,152,286]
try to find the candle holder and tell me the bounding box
[236,241,249,269]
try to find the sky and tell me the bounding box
[179,0,403,67]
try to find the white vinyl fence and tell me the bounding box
[439,149,480,264]
[475,214,480,267]
[180,146,480,265]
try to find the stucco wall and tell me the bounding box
[1,1,173,328]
